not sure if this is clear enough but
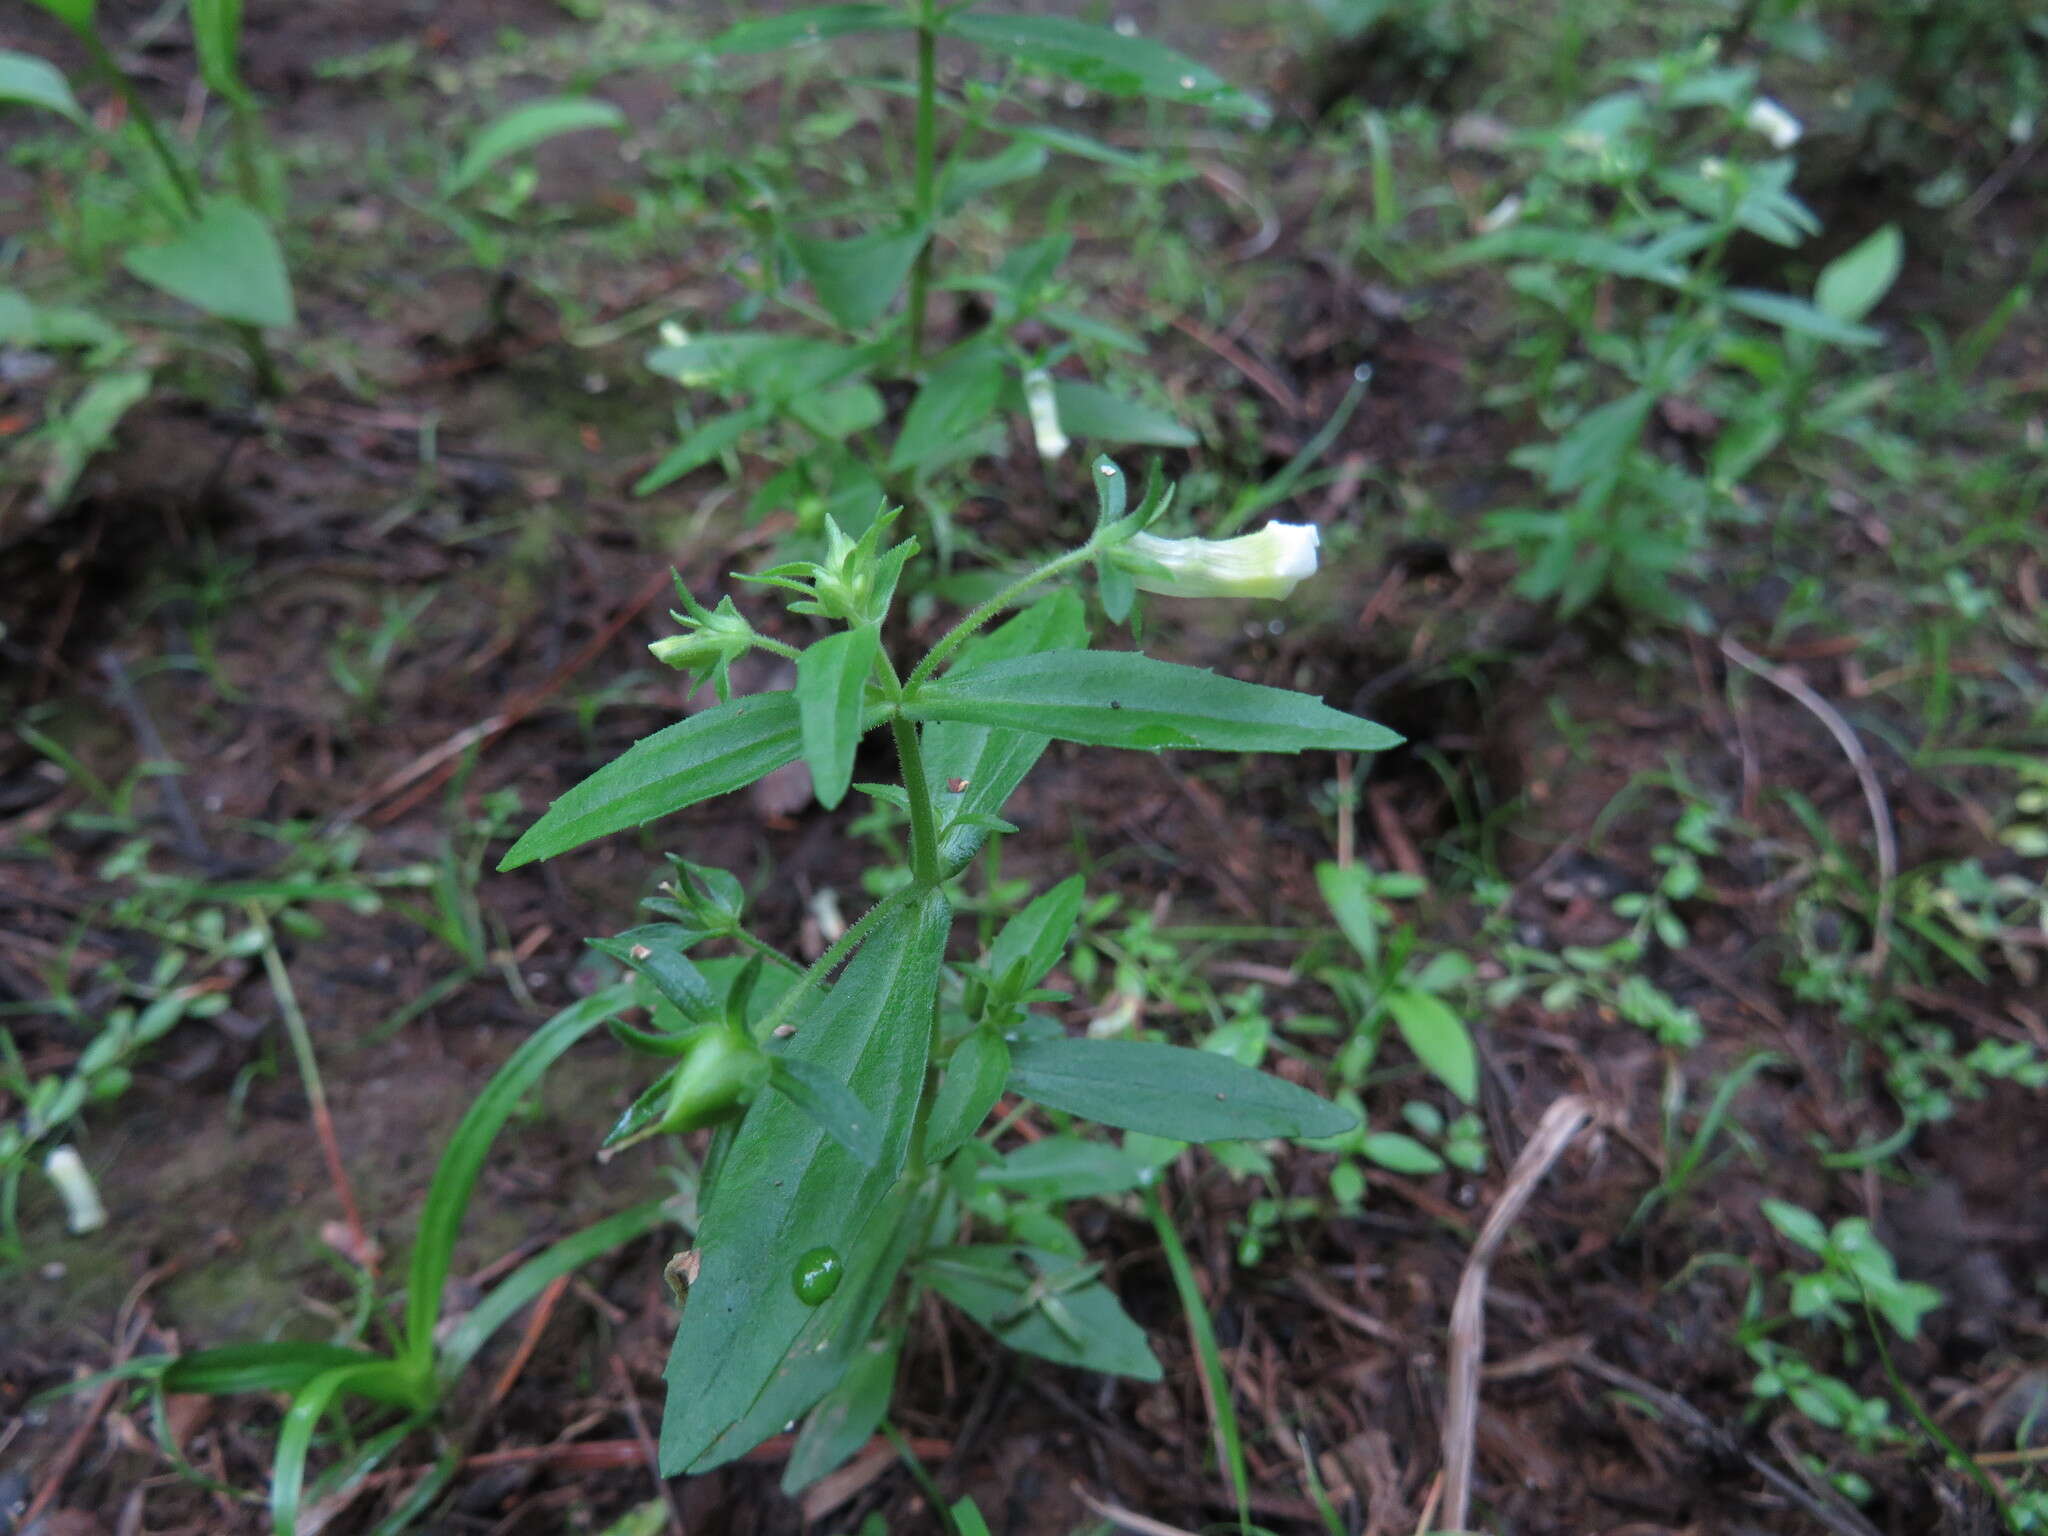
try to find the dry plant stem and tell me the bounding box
[1439,1094,1596,1533]
[248,903,375,1275]
[26,1262,172,1524]
[487,1272,571,1410]
[613,1354,687,1536]
[1071,1482,1202,1536]
[1720,636,1897,973]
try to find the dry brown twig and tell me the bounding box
[1439,1093,1598,1532]
[1719,636,1897,973]
[612,1354,685,1536]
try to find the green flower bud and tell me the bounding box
[653,1023,771,1136]
[650,592,758,700]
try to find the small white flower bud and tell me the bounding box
[1110,522,1321,601]
[45,1145,106,1235]
[1023,368,1069,461]
[1745,97,1802,151]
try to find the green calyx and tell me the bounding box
[651,582,764,702]
[654,1023,772,1136]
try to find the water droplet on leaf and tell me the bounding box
[792,1246,843,1306]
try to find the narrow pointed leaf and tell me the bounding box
[990,875,1085,992]
[160,1342,404,1402]
[446,96,627,195]
[1007,1038,1356,1141]
[662,892,950,1473]
[1724,288,1880,347]
[589,926,717,1019]
[1384,989,1477,1103]
[889,344,1004,473]
[24,0,95,32]
[927,591,1089,870]
[0,51,86,124]
[788,226,927,331]
[1051,380,1197,447]
[781,1332,901,1493]
[942,13,1265,119]
[402,985,633,1368]
[634,405,770,496]
[796,625,878,810]
[439,1198,675,1379]
[926,1029,1009,1161]
[978,1135,1152,1200]
[921,1244,1161,1378]
[1814,224,1902,324]
[123,199,294,329]
[908,650,1401,755]
[190,0,249,104]
[770,1057,884,1169]
[500,693,804,869]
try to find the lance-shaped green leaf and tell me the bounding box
[1385,989,1477,1103]
[1051,380,1197,447]
[908,650,1400,756]
[920,1244,1161,1378]
[943,13,1265,120]
[796,624,878,810]
[160,1342,413,1404]
[769,1056,883,1169]
[445,96,627,195]
[588,925,717,1019]
[1724,288,1880,348]
[499,693,804,869]
[927,590,1089,871]
[989,875,1085,995]
[24,0,94,32]
[190,0,249,105]
[662,891,950,1473]
[123,199,295,329]
[635,404,771,496]
[788,226,927,331]
[781,1331,901,1493]
[0,51,86,124]
[705,3,908,53]
[889,342,1005,473]
[1007,1038,1357,1141]
[926,1030,1009,1161]
[977,1134,1153,1200]
[403,984,633,1370]
[1814,225,1902,325]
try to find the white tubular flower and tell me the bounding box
[1111,522,1321,601]
[1477,192,1523,234]
[1023,368,1068,461]
[1745,97,1802,151]
[45,1145,106,1235]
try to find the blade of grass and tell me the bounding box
[401,983,633,1377]
[1143,1183,1251,1535]
[270,1361,420,1536]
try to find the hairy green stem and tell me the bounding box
[752,883,918,1042]
[906,535,1103,689]
[728,926,805,974]
[905,1,938,362]
[892,715,943,887]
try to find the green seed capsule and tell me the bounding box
[792,1246,843,1306]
